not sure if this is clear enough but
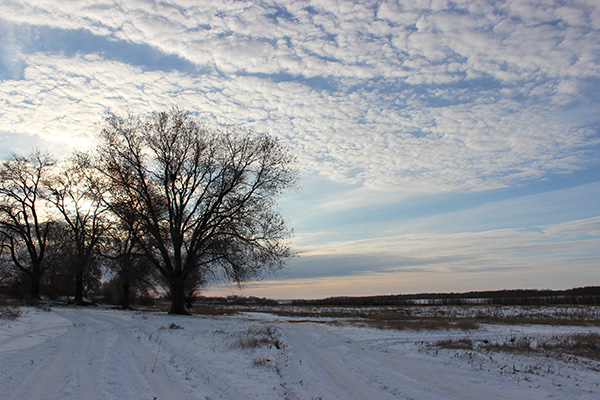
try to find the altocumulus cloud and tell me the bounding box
[0,0,599,194]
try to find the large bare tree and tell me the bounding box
[0,150,54,299]
[97,109,296,314]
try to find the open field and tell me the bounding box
[1,302,599,399]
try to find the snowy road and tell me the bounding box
[279,322,513,400]
[1,306,598,399]
[2,309,193,400]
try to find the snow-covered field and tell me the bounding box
[1,304,599,399]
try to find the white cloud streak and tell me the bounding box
[287,216,600,281]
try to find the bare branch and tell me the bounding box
[95,108,296,314]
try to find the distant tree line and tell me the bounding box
[196,295,278,306]
[0,109,296,314]
[291,287,600,307]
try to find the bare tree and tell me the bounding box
[96,109,296,314]
[45,152,110,304]
[0,150,54,299]
[102,215,157,309]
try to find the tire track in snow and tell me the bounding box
[7,308,202,400]
[281,323,401,400]
[75,311,202,400]
[0,326,65,351]
[306,323,508,400]
[0,310,71,353]
[279,322,516,400]
[9,314,103,400]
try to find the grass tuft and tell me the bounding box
[235,326,283,350]
[434,338,474,350]
[484,336,536,353]
[252,357,271,366]
[0,297,21,320]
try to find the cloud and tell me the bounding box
[543,216,600,238]
[214,213,600,298]
[282,217,600,281]
[279,182,600,282]
[3,1,599,83]
[0,0,599,192]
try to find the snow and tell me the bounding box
[1,305,599,399]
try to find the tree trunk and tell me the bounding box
[30,264,41,300]
[121,281,130,309]
[74,263,84,305]
[169,277,189,315]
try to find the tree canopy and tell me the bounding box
[0,151,54,299]
[97,109,296,314]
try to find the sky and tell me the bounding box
[0,0,599,299]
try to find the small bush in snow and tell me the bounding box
[235,326,283,350]
[434,338,474,350]
[0,306,21,320]
[252,357,271,366]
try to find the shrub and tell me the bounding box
[434,338,474,350]
[235,326,283,350]
[0,305,21,320]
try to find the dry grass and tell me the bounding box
[242,306,481,331]
[133,303,171,313]
[0,306,21,320]
[434,338,474,350]
[266,307,482,331]
[474,315,600,327]
[357,317,480,331]
[191,305,238,316]
[252,357,272,366]
[240,304,600,330]
[488,333,600,361]
[483,336,538,354]
[558,333,600,360]
[235,326,283,350]
[131,303,238,316]
[0,296,22,320]
[434,333,600,361]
